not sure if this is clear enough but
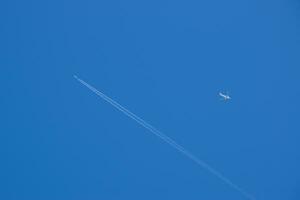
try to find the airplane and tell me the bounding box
[219,92,231,101]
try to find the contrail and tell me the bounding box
[74,75,256,200]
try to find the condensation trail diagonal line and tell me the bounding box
[73,75,256,200]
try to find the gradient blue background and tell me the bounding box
[1,0,300,199]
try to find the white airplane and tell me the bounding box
[219,92,231,101]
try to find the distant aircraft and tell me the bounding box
[219,92,231,101]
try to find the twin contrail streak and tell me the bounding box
[74,75,256,200]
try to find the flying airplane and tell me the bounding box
[219,92,231,101]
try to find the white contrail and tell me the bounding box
[74,75,256,200]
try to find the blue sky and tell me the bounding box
[1,0,300,199]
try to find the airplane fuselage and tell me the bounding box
[219,92,231,100]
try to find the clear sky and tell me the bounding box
[1,0,300,199]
